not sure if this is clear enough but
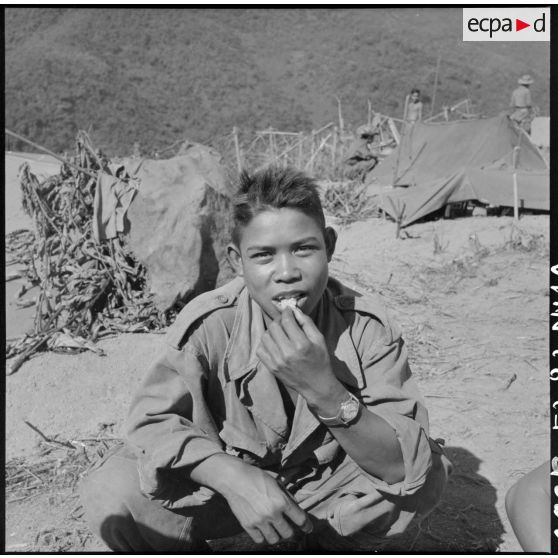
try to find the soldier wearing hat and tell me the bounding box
[509,74,535,134]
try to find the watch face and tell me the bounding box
[341,398,360,423]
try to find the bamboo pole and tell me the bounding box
[367,100,372,127]
[297,132,304,168]
[256,130,300,136]
[305,133,332,171]
[387,118,400,145]
[247,134,264,153]
[268,128,275,163]
[373,112,406,124]
[232,127,242,173]
[5,128,96,179]
[336,96,344,136]
[274,136,305,161]
[308,130,316,172]
[331,126,338,171]
[430,53,442,118]
[425,98,470,123]
[313,122,335,136]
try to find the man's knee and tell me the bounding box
[79,449,141,548]
[79,445,241,551]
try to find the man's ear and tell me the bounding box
[324,226,337,262]
[226,243,244,277]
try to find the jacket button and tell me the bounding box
[338,295,352,309]
[217,295,229,304]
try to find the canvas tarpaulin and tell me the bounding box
[92,171,138,242]
[380,168,548,228]
[366,114,549,227]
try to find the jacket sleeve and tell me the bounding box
[356,315,433,497]
[125,339,226,500]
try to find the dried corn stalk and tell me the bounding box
[6,131,172,373]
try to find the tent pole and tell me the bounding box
[513,173,519,221]
[512,146,520,220]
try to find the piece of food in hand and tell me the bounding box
[278,297,299,310]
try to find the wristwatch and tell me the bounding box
[317,392,361,427]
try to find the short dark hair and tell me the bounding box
[231,166,326,246]
[411,88,421,95]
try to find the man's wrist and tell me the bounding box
[192,453,254,499]
[317,392,362,427]
[302,380,351,418]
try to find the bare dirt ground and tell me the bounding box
[5,212,549,553]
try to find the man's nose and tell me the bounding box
[274,254,301,281]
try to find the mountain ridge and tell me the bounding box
[5,7,550,157]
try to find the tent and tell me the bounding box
[365,114,549,227]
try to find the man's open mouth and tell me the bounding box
[272,292,306,310]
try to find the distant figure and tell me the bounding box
[505,460,550,553]
[404,89,423,124]
[343,125,381,182]
[509,74,535,134]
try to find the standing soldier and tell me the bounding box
[509,74,535,134]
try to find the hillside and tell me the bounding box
[5,7,550,157]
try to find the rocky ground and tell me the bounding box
[5,213,549,553]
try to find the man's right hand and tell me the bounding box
[221,462,313,545]
[190,454,313,545]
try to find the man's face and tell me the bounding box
[411,92,420,101]
[228,208,335,319]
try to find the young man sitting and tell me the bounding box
[80,165,451,551]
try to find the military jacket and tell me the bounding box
[125,276,434,506]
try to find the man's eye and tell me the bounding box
[295,245,316,254]
[252,251,271,259]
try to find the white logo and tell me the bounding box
[463,7,550,42]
